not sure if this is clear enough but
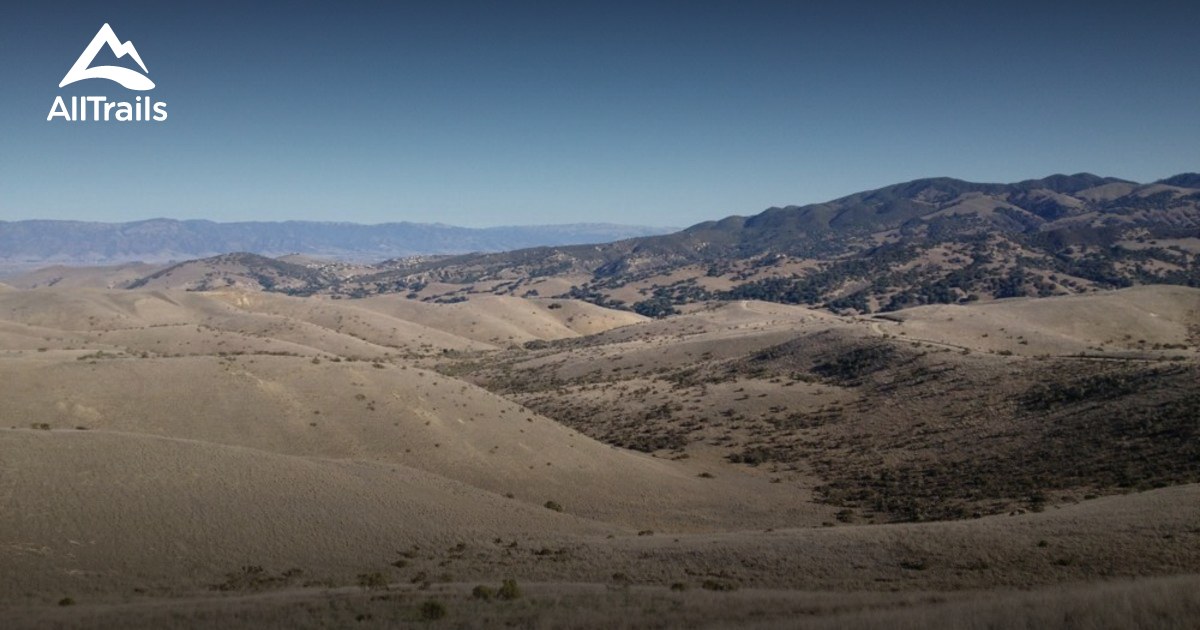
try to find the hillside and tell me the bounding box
[0,284,1197,628]
[441,286,1200,522]
[1,262,162,290]
[310,173,1200,314]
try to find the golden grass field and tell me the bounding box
[1,282,1197,627]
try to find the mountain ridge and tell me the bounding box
[10,172,1199,312]
[0,218,675,271]
[306,172,1200,312]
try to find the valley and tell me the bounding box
[0,281,1196,627]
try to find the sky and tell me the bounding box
[0,0,1197,227]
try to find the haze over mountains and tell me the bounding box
[0,219,674,271]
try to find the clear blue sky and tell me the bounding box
[1,1,1197,227]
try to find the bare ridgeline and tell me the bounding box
[2,174,1198,628]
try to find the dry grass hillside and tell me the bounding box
[443,286,1199,524]
[4,263,164,290]
[884,284,1200,356]
[0,355,818,531]
[1,284,1197,628]
[348,294,648,344]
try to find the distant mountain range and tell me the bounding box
[129,172,1193,314]
[405,172,1194,314]
[0,219,675,271]
[374,173,1200,279]
[8,173,1200,315]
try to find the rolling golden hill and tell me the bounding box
[0,284,1196,628]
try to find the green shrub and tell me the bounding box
[497,579,522,600]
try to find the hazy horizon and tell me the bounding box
[1,168,1194,230]
[2,1,1198,227]
[0,216,680,229]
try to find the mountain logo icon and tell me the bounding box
[59,23,155,91]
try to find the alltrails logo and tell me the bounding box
[47,23,168,122]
